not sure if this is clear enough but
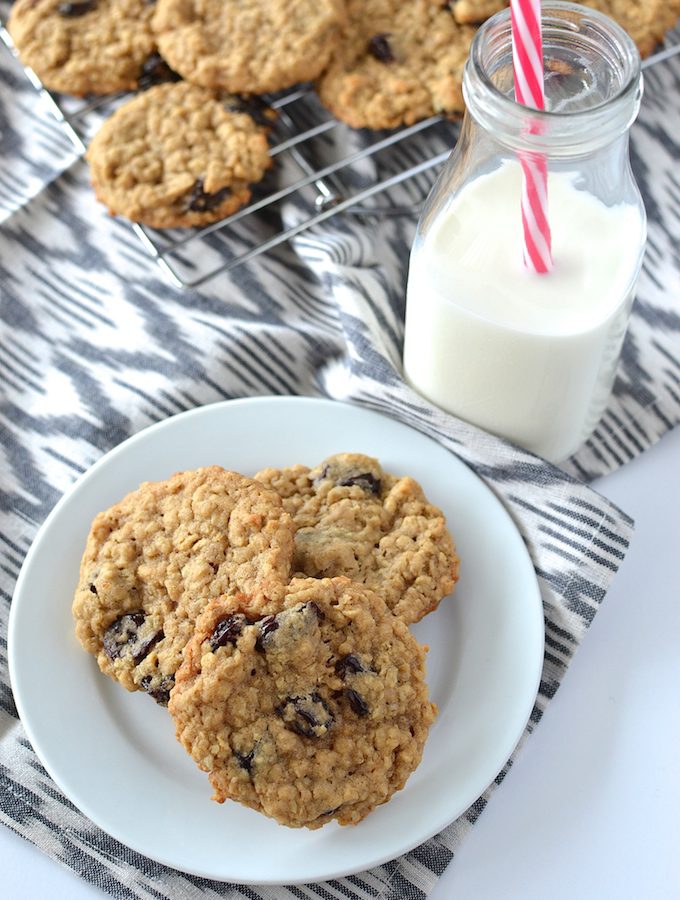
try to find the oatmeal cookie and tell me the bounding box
[7,0,157,96]
[447,0,507,25]
[584,0,680,56]
[426,1,680,57]
[86,82,273,228]
[255,453,459,623]
[316,0,476,129]
[169,577,437,828]
[152,0,345,94]
[72,467,295,705]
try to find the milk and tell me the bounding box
[403,160,646,462]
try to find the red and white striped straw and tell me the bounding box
[509,0,553,274]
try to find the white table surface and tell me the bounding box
[2,426,679,900]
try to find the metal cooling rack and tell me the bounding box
[1,23,679,289]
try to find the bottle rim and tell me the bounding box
[463,0,643,152]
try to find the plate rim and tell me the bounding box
[8,395,545,885]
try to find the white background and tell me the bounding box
[2,426,679,899]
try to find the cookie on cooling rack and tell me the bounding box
[151,0,346,94]
[169,577,437,829]
[255,453,460,624]
[442,1,680,56]
[86,82,274,228]
[446,0,507,24]
[582,0,680,56]
[72,467,295,705]
[7,0,158,96]
[316,0,476,129]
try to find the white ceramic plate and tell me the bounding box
[9,396,544,885]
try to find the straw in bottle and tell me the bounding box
[509,0,553,274]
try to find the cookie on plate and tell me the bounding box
[255,453,460,624]
[86,82,273,228]
[72,467,295,705]
[152,0,346,94]
[316,0,476,129]
[7,0,157,96]
[169,577,437,828]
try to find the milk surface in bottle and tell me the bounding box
[403,160,645,462]
[402,2,647,463]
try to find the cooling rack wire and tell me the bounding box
[1,23,679,289]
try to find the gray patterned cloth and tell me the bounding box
[0,17,679,900]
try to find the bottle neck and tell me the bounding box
[462,1,642,158]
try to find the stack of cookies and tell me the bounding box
[72,453,460,828]
[7,0,349,228]
[8,0,676,229]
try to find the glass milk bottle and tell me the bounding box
[403,1,646,463]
